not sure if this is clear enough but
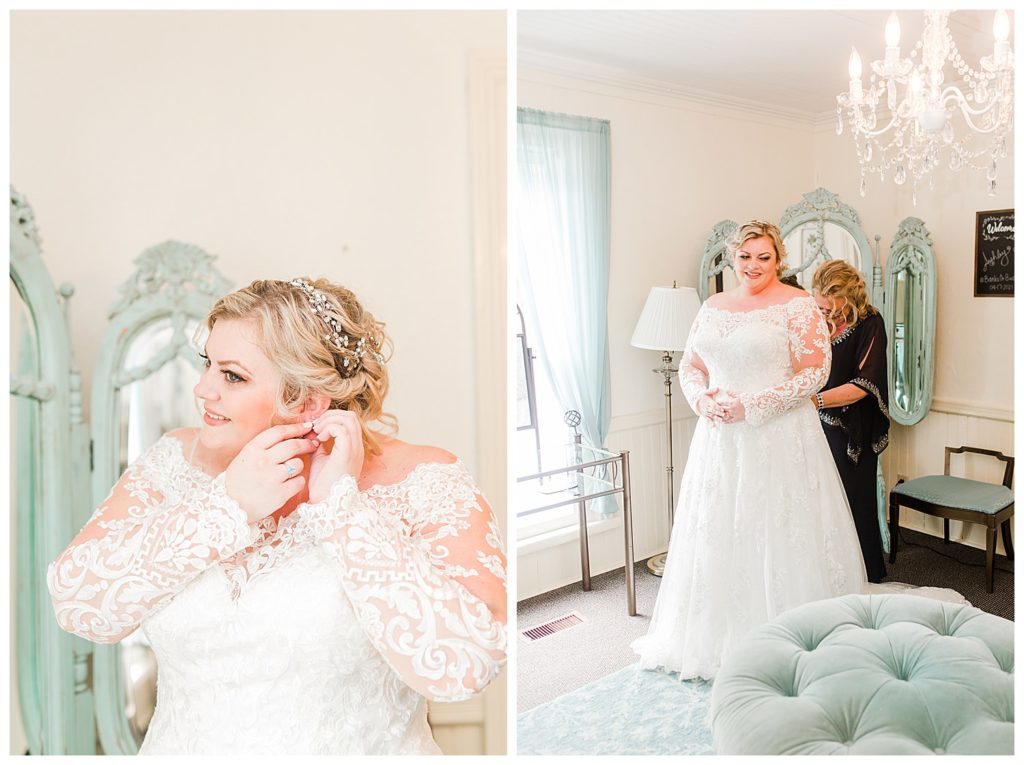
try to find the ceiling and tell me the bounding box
[518,10,1013,121]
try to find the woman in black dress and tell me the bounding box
[811,260,890,582]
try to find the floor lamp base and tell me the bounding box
[646,553,667,577]
[649,353,677,580]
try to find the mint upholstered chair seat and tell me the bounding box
[710,594,1014,755]
[889,446,1014,593]
[895,475,1013,513]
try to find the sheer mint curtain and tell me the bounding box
[516,107,613,515]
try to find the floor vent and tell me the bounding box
[520,611,585,642]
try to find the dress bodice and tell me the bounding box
[138,443,432,753]
[48,434,506,755]
[693,303,806,392]
[679,297,831,428]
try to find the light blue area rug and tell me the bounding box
[517,663,715,755]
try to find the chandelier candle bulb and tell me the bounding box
[848,47,863,102]
[994,11,1010,67]
[884,13,901,74]
[994,11,1009,42]
[885,12,901,48]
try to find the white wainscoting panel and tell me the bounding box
[517,408,698,601]
[883,399,1014,554]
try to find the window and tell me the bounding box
[515,108,614,537]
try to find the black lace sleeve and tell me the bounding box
[844,312,890,462]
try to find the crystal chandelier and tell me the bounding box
[836,10,1014,205]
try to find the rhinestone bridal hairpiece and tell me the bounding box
[289,278,385,377]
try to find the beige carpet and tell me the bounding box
[517,561,658,712]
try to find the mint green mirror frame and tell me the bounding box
[90,242,231,754]
[10,188,96,754]
[883,218,936,426]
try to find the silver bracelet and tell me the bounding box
[815,392,825,412]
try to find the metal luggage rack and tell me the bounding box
[517,443,636,616]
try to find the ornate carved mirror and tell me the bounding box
[10,188,95,753]
[883,218,936,426]
[778,188,881,301]
[90,242,230,754]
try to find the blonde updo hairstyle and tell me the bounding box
[727,220,788,277]
[811,260,877,331]
[205,278,396,456]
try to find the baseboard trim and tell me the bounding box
[928,397,1013,423]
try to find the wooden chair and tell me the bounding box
[889,446,1014,593]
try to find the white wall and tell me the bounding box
[10,9,506,755]
[517,67,1014,599]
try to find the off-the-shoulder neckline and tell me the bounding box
[703,294,814,316]
[160,432,466,493]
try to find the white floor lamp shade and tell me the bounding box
[630,284,702,576]
[630,285,701,352]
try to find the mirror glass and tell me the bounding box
[892,270,909,411]
[890,259,923,414]
[115,317,203,746]
[705,253,738,296]
[782,221,862,289]
[117,319,203,474]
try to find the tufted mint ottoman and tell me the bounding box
[710,594,1014,755]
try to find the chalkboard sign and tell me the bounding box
[974,209,1014,297]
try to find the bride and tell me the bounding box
[632,220,866,680]
[47,278,507,754]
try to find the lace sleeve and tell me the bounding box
[850,312,890,414]
[46,436,254,644]
[739,299,831,427]
[679,305,710,413]
[298,462,507,702]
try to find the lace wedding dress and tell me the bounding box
[47,434,506,754]
[632,296,867,680]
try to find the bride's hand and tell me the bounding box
[224,422,319,523]
[307,410,365,504]
[719,391,746,424]
[696,387,727,422]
